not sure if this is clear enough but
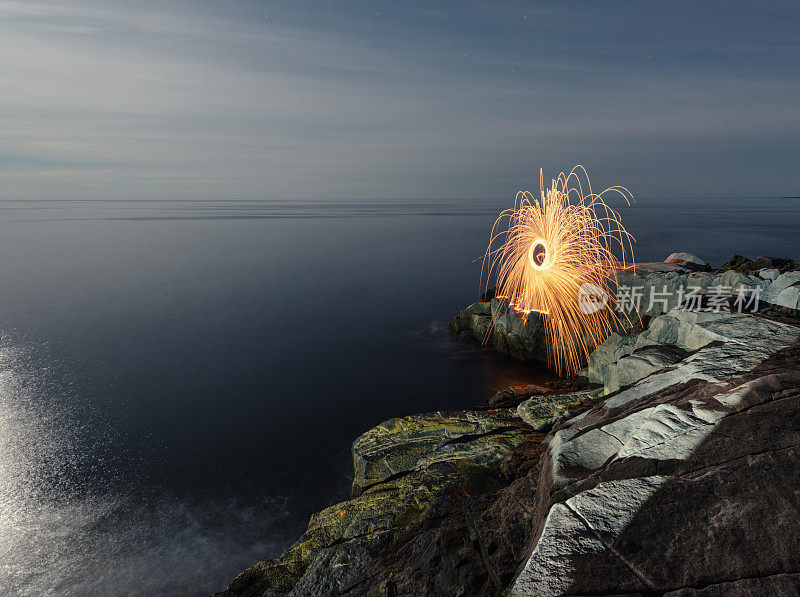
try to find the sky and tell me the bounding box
[1,0,799,200]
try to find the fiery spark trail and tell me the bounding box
[482,166,638,376]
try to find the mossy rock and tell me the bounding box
[217,409,533,596]
[516,389,603,432]
[352,410,527,495]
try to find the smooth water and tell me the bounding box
[0,197,798,595]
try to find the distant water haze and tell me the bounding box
[0,197,798,595]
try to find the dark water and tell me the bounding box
[0,198,798,595]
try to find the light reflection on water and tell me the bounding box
[0,329,542,596]
[0,336,291,596]
[0,198,797,595]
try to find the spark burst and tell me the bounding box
[482,166,638,376]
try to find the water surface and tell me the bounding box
[0,197,797,595]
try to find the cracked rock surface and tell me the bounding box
[218,253,800,597]
[214,407,544,596]
[511,309,800,596]
[214,385,603,597]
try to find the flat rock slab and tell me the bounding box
[351,409,527,495]
[516,389,602,432]
[511,309,800,595]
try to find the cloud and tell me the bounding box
[1,0,799,199]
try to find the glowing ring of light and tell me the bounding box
[528,238,549,270]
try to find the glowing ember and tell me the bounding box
[482,165,639,376]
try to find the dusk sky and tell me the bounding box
[3,1,799,199]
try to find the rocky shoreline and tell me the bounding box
[216,253,800,596]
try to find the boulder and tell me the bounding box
[516,389,602,431]
[763,271,800,307]
[719,254,800,274]
[758,267,780,281]
[448,301,492,343]
[448,300,547,362]
[510,308,800,595]
[771,284,800,310]
[664,252,710,270]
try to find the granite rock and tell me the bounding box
[222,255,800,597]
[516,389,602,432]
[664,251,710,270]
[448,300,547,362]
[511,308,800,595]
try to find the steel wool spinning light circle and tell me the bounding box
[482,166,639,376]
[527,238,549,270]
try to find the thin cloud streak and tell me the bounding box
[1,0,799,199]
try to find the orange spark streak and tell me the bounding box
[482,165,639,376]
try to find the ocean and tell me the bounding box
[0,197,798,595]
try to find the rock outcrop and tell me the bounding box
[218,253,800,597]
[719,254,800,275]
[215,385,603,597]
[511,308,800,596]
[664,251,710,270]
[451,253,798,361]
[448,299,547,362]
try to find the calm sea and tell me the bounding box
[0,197,798,595]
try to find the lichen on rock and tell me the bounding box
[516,389,602,431]
[219,254,800,597]
[215,406,554,596]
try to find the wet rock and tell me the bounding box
[758,267,780,281]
